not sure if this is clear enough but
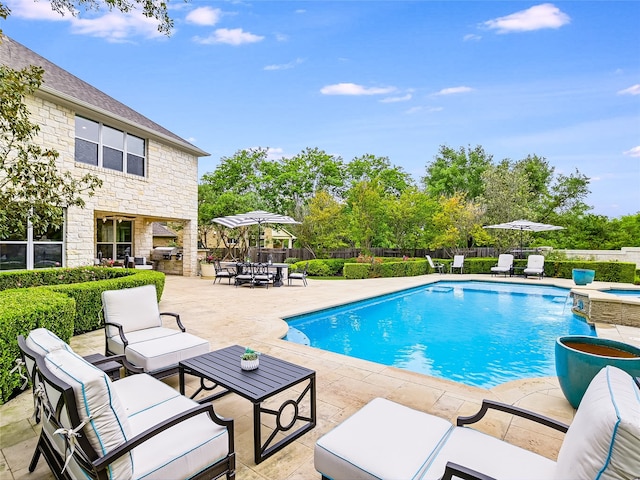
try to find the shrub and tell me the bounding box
[0,289,75,402]
[0,268,165,404]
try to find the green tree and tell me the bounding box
[422,145,493,200]
[295,190,347,258]
[0,64,102,238]
[346,154,413,197]
[385,188,438,251]
[345,179,389,250]
[257,148,344,214]
[429,194,491,255]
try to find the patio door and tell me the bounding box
[96,219,132,262]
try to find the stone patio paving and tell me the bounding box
[1,273,638,479]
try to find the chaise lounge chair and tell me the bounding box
[314,365,640,480]
[425,255,445,274]
[523,254,545,279]
[490,254,514,277]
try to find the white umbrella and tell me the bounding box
[483,219,564,256]
[212,210,300,259]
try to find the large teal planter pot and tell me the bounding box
[555,336,640,408]
[572,268,595,285]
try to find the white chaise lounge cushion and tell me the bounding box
[26,328,70,356]
[315,397,453,480]
[44,348,133,479]
[124,333,209,373]
[523,255,545,275]
[102,284,162,336]
[420,427,556,480]
[554,365,640,480]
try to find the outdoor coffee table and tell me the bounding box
[179,345,316,464]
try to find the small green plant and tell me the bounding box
[241,348,259,361]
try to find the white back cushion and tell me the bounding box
[44,348,133,479]
[26,328,70,356]
[526,255,544,270]
[102,284,161,336]
[555,365,640,480]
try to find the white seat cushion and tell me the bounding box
[124,333,209,373]
[315,398,453,480]
[112,371,230,479]
[131,409,230,480]
[44,348,133,479]
[420,427,557,480]
[554,365,640,479]
[106,327,182,356]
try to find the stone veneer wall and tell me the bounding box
[571,290,640,328]
[561,247,640,269]
[27,94,200,276]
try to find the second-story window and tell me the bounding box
[75,116,146,177]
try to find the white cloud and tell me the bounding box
[433,86,474,96]
[194,28,264,45]
[380,94,412,103]
[7,0,164,40]
[71,11,163,42]
[265,147,286,160]
[463,33,481,42]
[484,3,570,34]
[7,0,70,20]
[185,7,222,26]
[320,83,396,96]
[623,146,640,157]
[264,58,304,71]
[618,84,640,96]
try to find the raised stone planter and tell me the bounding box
[555,335,640,408]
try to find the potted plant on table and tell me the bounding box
[241,348,260,370]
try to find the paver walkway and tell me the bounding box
[1,273,638,479]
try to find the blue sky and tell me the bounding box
[3,0,639,217]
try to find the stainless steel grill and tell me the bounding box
[151,246,178,261]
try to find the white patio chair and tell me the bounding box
[490,254,513,277]
[523,254,545,279]
[426,255,445,274]
[102,284,209,378]
[450,255,464,274]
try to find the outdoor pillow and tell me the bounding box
[554,365,640,480]
[102,284,162,336]
[26,328,70,356]
[44,348,133,479]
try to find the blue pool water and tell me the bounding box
[605,289,640,298]
[284,281,595,388]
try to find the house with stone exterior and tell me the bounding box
[0,36,207,276]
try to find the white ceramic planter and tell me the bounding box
[200,263,216,278]
[241,358,259,370]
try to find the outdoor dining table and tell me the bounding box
[232,262,289,287]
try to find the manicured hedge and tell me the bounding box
[0,268,166,404]
[341,257,636,283]
[0,289,75,403]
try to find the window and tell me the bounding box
[97,219,132,261]
[75,116,146,177]
[0,210,64,271]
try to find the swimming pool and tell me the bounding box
[285,281,595,388]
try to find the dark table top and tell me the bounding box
[179,345,315,403]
